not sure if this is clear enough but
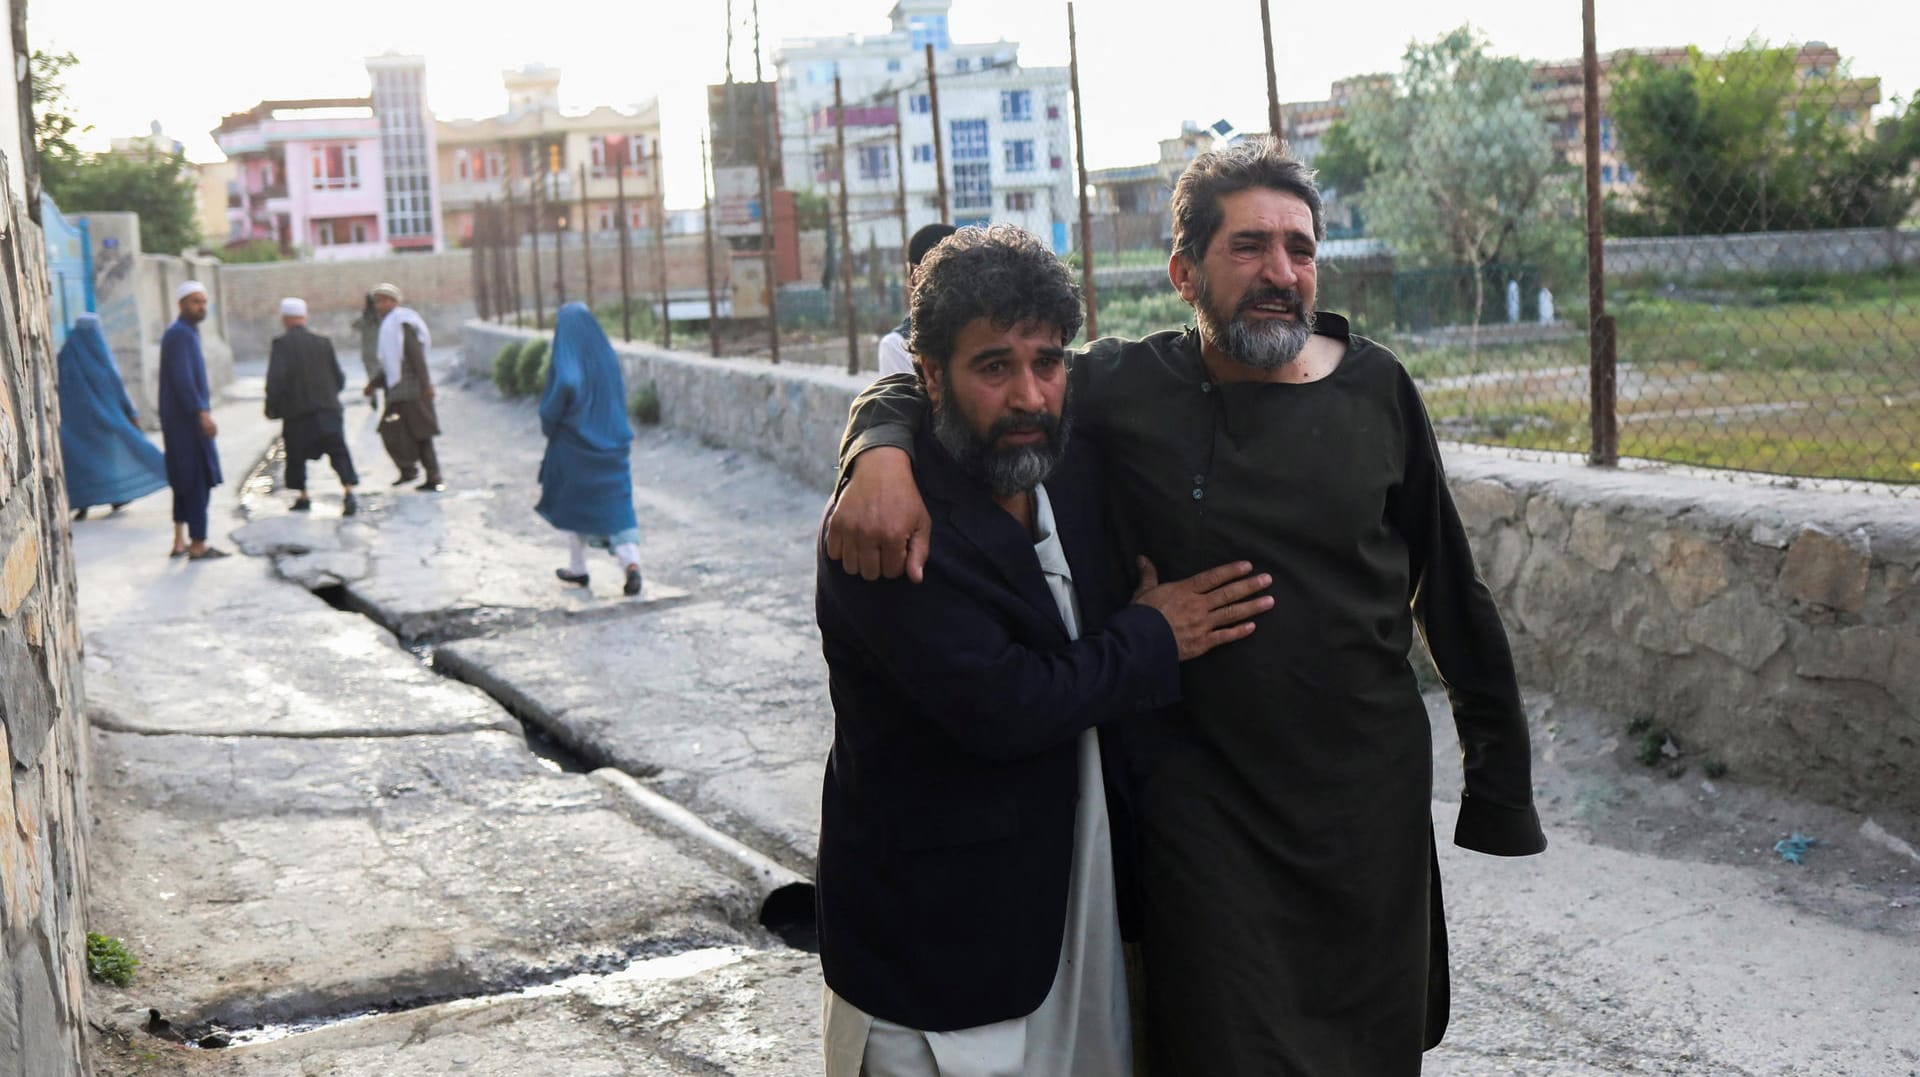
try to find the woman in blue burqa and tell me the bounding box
[57,314,168,520]
[537,304,644,597]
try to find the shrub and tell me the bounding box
[491,341,524,396]
[629,380,661,424]
[516,338,551,397]
[86,932,138,986]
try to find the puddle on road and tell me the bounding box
[212,945,754,1049]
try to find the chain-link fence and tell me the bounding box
[463,13,1917,489]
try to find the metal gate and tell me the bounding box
[43,194,94,349]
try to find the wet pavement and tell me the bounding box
[77,350,1920,1075]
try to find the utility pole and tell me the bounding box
[1260,0,1283,144]
[553,167,566,308]
[892,111,909,264]
[503,178,524,327]
[578,161,593,312]
[614,137,632,341]
[835,73,859,375]
[1581,0,1616,466]
[529,149,545,329]
[925,44,948,221]
[1068,2,1098,340]
[703,131,722,357]
[651,140,671,350]
[753,0,780,362]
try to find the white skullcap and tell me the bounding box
[279,297,308,317]
[175,280,207,303]
[370,282,402,301]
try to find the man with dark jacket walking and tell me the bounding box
[265,297,359,515]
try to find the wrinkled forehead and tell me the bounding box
[1216,187,1317,243]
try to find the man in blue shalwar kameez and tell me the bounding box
[159,281,228,560]
[57,313,168,519]
[536,303,643,597]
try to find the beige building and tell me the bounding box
[194,158,238,246]
[435,64,662,248]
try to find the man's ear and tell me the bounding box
[1168,252,1198,303]
[919,358,943,406]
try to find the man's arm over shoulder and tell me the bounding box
[818,533,1179,762]
[1392,368,1544,857]
[837,372,925,484]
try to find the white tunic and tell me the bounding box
[823,483,1132,1076]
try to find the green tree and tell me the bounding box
[49,151,202,255]
[1344,27,1581,327]
[30,49,87,192]
[1610,42,1920,234]
[32,48,202,253]
[1312,119,1372,201]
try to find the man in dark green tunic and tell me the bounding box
[827,138,1546,1074]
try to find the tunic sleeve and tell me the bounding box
[263,339,288,420]
[1391,368,1546,857]
[835,372,926,485]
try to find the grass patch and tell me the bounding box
[87,932,138,986]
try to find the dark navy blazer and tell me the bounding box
[814,425,1179,1033]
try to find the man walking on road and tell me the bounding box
[364,282,444,492]
[265,297,359,516]
[159,280,228,561]
[826,140,1546,1074]
[874,222,957,379]
[815,225,1271,1076]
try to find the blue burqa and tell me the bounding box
[159,316,223,538]
[535,304,638,538]
[56,315,168,509]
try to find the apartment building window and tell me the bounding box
[1047,105,1060,120]
[482,151,504,180]
[1005,191,1035,211]
[909,93,931,115]
[954,162,992,210]
[597,208,613,231]
[455,150,471,181]
[859,145,892,181]
[1001,90,1033,122]
[1600,117,1614,151]
[311,144,360,190]
[909,14,949,51]
[955,57,971,72]
[1601,164,1615,185]
[1004,139,1036,173]
[950,119,989,161]
[912,143,933,163]
[1050,155,1064,171]
[887,58,902,73]
[351,221,369,244]
[315,221,334,245]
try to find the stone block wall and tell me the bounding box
[462,321,1920,813]
[1445,454,1920,812]
[1,151,94,1072]
[1604,227,1918,281]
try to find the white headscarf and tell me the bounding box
[175,280,207,302]
[376,306,431,387]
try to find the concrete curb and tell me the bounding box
[590,767,811,904]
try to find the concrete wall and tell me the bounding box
[81,212,235,427]
[1,149,95,1073]
[468,319,1920,813]
[1603,227,1919,280]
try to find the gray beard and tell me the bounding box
[932,390,1072,499]
[1195,279,1315,372]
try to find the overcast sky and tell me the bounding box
[34,0,1920,209]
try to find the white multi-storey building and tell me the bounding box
[772,0,1076,255]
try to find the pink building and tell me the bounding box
[214,99,388,260]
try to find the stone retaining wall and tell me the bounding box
[464,321,1920,813]
[1,149,94,1072]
